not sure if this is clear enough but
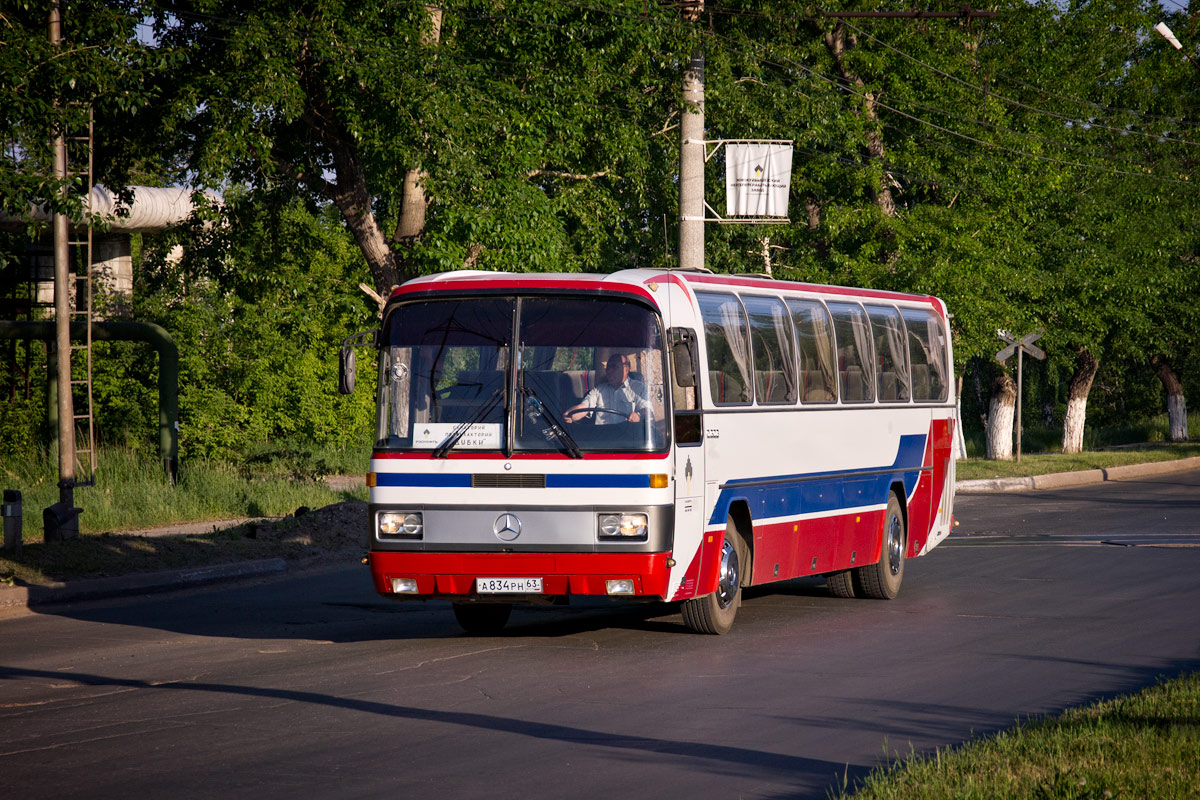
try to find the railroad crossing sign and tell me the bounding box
[994,330,1046,463]
[995,330,1045,364]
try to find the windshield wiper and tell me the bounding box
[432,389,503,458]
[522,387,583,459]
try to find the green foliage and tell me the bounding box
[0,2,185,218]
[134,197,378,458]
[4,0,1200,463]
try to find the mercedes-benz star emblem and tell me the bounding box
[493,513,522,542]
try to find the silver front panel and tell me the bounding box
[370,504,673,553]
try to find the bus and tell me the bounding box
[340,268,956,634]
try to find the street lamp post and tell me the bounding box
[1156,22,1200,74]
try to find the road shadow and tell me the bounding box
[20,564,856,643]
[0,662,867,797]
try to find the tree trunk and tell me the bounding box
[1061,347,1099,454]
[296,7,445,297]
[986,371,1015,460]
[823,24,896,218]
[1152,355,1188,442]
[390,6,442,279]
[326,145,403,293]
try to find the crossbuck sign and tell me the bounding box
[995,330,1046,463]
[995,330,1045,364]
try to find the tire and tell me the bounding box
[853,491,906,600]
[681,523,748,635]
[825,569,856,598]
[452,602,512,635]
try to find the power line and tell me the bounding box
[842,18,1200,147]
[698,26,1197,186]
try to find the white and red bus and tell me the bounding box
[342,268,956,634]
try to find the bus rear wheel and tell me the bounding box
[452,602,512,635]
[825,569,856,598]
[681,527,747,635]
[854,492,906,600]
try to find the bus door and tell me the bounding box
[670,328,706,567]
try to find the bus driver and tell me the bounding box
[563,354,651,425]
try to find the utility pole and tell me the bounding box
[678,2,705,271]
[48,0,80,539]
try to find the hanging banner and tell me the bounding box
[725,143,793,217]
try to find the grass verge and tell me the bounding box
[0,444,368,538]
[955,442,1200,481]
[0,445,368,586]
[834,672,1200,799]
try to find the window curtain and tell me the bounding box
[881,309,910,398]
[810,306,837,400]
[768,300,797,400]
[718,298,752,394]
[926,315,948,397]
[848,306,874,399]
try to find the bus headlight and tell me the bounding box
[598,513,648,540]
[378,511,423,538]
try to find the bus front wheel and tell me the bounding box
[681,527,747,635]
[452,602,512,635]
[854,492,906,600]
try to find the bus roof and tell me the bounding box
[388,269,946,315]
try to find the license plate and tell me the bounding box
[476,577,543,594]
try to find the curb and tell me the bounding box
[956,455,1200,494]
[0,557,286,611]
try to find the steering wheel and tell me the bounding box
[568,406,631,423]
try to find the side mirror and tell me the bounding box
[671,328,699,389]
[672,341,695,388]
[337,328,379,395]
[339,347,356,394]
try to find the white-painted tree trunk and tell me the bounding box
[1167,393,1188,441]
[1153,356,1188,442]
[986,372,1016,460]
[1061,348,1098,455]
[1061,395,1088,454]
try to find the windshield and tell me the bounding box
[377,295,668,454]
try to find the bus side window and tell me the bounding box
[827,302,875,403]
[696,292,753,405]
[866,305,911,403]
[742,295,796,404]
[901,307,949,402]
[785,299,837,403]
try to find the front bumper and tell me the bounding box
[369,551,673,600]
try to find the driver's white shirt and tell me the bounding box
[580,379,651,425]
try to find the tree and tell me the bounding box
[136,194,378,457]
[0,2,179,221]
[145,1,692,294]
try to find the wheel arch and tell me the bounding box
[888,478,909,534]
[726,498,754,586]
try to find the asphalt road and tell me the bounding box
[3,470,1199,800]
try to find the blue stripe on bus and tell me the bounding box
[709,433,928,525]
[546,474,652,489]
[373,473,652,489]
[374,473,472,487]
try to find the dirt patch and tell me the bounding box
[242,501,370,550]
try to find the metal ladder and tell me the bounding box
[66,106,96,485]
